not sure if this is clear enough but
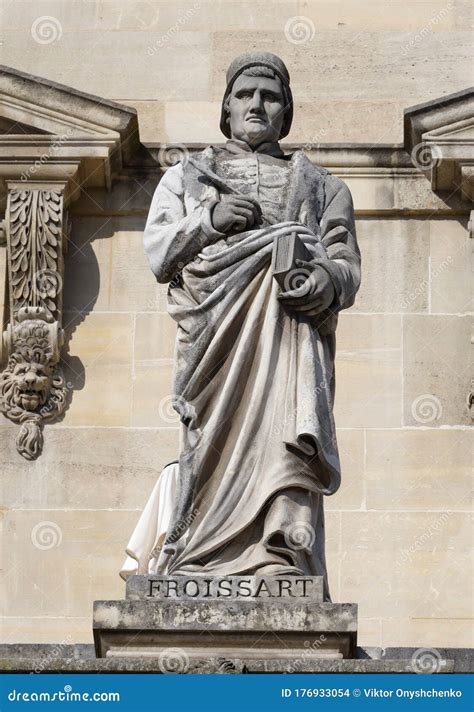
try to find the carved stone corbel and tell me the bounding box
[0,66,139,459]
[0,183,69,459]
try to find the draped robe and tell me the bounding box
[123,141,360,598]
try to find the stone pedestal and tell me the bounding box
[93,576,358,671]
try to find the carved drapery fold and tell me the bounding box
[0,186,69,460]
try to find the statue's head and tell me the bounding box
[220,52,293,148]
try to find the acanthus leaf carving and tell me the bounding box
[1,187,69,460]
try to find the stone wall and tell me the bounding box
[0,0,472,650]
[1,203,471,647]
[0,0,472,143]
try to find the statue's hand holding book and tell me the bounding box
[274,230,335,314]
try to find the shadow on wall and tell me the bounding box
[57,217,115,420]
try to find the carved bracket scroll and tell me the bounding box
[0,183,69,459]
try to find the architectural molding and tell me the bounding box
[0,66,139,458]
[0,183,68,459]
[404,88,474,201]
[0,65,140,202]
[0,65,472,457]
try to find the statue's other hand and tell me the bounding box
[278,259,335,315]
[211,196,262,234]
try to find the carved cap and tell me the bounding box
[220,52,293,140]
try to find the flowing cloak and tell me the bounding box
[129,146,360,590]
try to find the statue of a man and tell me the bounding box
[125,52,360,598]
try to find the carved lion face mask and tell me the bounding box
[10,359,53,412]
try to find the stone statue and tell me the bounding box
[122,52,361,599]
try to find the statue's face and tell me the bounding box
[227,74,285,147]
[11,360,52,411]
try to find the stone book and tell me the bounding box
[271,230,313,289]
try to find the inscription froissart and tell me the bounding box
[126,575,324,601]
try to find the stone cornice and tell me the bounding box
[0,65,140,202]
[0,66,139,459]
[0,67,472,460]
[145,143,414,170]
[404,88,474,201]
